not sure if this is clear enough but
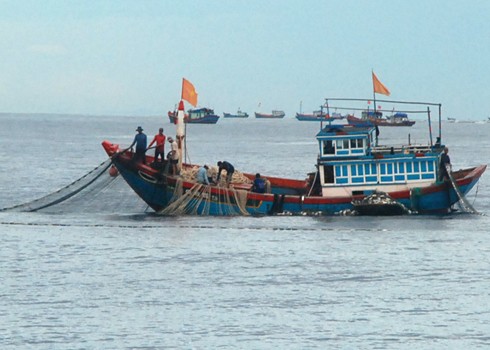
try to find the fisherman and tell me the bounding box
[439,146,451,182]
[125,126,147,164]
[147,127,166,163]
[168,137,180,175]
[216,161,235,186]
[252,173,266,193]
[197,165,210,185]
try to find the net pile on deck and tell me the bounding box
[158,166,252,216]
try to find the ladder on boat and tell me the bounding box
[446,164,478,214]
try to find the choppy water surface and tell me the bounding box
[1,114,489,349]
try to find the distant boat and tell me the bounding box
[255,110,285,119]
[447,117,456,123]
[347,110,415,127]
[168,107,220,124]
[296,111,345,122]
[223,109,249,118]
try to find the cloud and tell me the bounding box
[27,44,67,56]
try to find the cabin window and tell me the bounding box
[399,163,405,173]
[428,161,434,172]
[336,140,344,149]
[323,140,335,155]
[387,163,393,174]
[343,140,349,149]
[334,165,349,184]
[414,162,420,172]
[349,138,365,149]
[323,165,334,183]
[406,162,413,173]
[380,163,386,175]
[421,161,427,172]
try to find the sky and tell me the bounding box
[1,0,490,120]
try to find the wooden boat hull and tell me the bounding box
[102,141,486,215]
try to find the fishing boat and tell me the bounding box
[296,111,345,122]
[168,107,220,124]
[255,110,285,119]
[223,109,249,118]
[102,98,485,216]
[347,110,415,127]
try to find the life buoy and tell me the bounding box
[109,165,119,177]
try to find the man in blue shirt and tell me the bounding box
[252,173,266,193]
[197,165,210,185]
[126,126,147,164]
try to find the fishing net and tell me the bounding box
[158,178,250,216]
[0,159,146,214]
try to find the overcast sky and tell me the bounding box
[1,0,489,120]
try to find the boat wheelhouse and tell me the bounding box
[316,124,439,198]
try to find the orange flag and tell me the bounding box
[372,71,391,96]
[181,78,198,107]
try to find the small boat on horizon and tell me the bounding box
[223,109,249,118]
[296,111,345,122]
[168,107,220,124]
[347,110,415,127]
[255,110,285,119]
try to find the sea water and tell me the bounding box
[1,113,489,349]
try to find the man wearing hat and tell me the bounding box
[126,126,147,164]
[167,137,180,175]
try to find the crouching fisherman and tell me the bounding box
[197,165,211,185]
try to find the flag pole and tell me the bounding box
[181,78,184,100]
[372,70,377,118]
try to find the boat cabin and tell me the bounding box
[315,124,443,197]
[362,110,383,120]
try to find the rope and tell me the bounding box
[446,164,478,214]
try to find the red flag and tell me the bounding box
[181,78,198,107]
[372,71,391,96]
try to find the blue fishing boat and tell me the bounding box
[103,98,485,216]
[168,107,220,124]
[223,109,249,118]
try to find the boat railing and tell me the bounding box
[322,97,443,147]
[371,144,439,155]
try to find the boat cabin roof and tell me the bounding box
[316,124,374,138]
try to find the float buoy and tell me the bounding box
[109,165,119,177]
